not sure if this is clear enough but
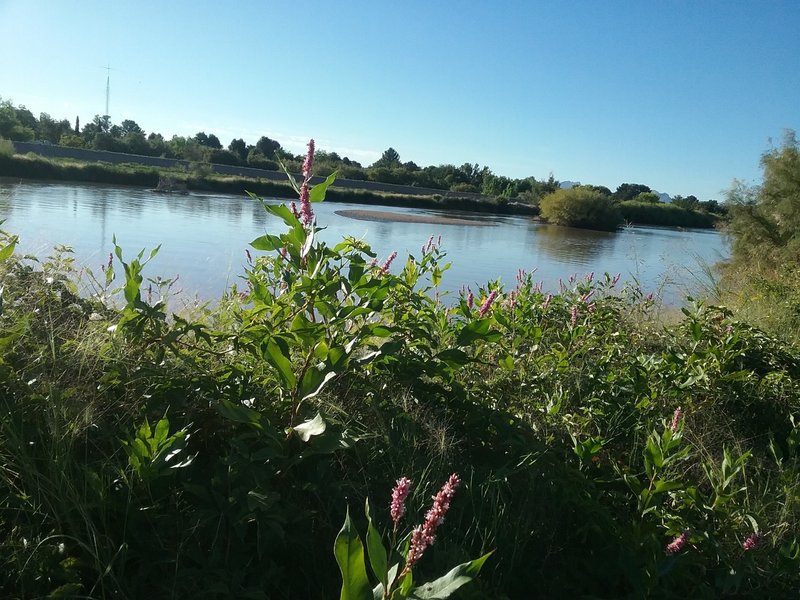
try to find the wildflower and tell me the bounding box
[299,183,313,226]
[478,290,498,317]
[466,287,474,310]
[245,249,253,264]
[516,268,526,284]
[380,251,397,275]
[402,473,461,575]
[587,271,594,283]
[541,293,553,311]
[580,290,594,303]
[507,289,517,309]
[743,533,761,551]
[302,138,315,179]
[570,304,579,328]
[611,273,621,286]
[426,234,434,251]
[390,477,412,526]
[666,530,689,554]
[645,292,654,302]
[290,201,300,219]
[670,407,682,433]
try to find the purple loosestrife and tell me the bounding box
[666,530,689,554]
[380,251,397,275]
[478,290,498,317]
[743,533,761,551]
[671,407,683,433]
[390,477,412,526]
[290,201,300,220]
[401,473,461,576]
[611,272,621,286]
[570,304,579,328]
[467,287,474,310]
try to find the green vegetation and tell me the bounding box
[540,186,623,231]
[0,143,798,598]
[719,131,800,338]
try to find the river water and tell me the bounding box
[0,180,728,305]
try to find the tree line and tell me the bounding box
[1,96,720,208]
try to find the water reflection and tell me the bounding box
[0,180,729,304]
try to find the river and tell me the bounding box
[0,180,728,305]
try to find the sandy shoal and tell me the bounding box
[334,209,495,227]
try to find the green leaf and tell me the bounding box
[0,238,16,262]
[435,349,470,367]
[499,354,514,371]
[334,507,372,600]
[456,319,502,346]
[293,413,327,442]
[250,234,285,251]
[264,339,296,388]
[215,399,262,430]
[298,364,337,401]
[409,551,493,599]
[365,499,389,590]
[310,171,337,202]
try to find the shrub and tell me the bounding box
[540,186,623,230]
[0,137,14,157]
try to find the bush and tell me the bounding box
[540,186,623,231]
[0,137,14,157]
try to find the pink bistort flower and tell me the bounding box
[390,477,412,526]
[402,473,461,575]
[666,530,689,554]
[478,290,498,317]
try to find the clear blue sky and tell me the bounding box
[1,0,798,200]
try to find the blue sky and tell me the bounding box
[1,0,798,200]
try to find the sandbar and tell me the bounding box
[335,209,495,227]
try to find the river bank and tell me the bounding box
[0,152,540,218]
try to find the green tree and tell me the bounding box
[255,135,282,158]
[228,138,249,161]
[371,147,401,168]
[36,113,72,143]
[540,186,623,231]
[0,99,35,140]
[632,191,661,204]
[613,183,651,201]
[728,130,800,262]
[120,119,145,137]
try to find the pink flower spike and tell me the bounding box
[743,533,761,551]
[299,183,313,226]
[302,138,315,179]
[478,290,499,317]
[380,251,397,275]
[670,407,682,433]
[666,530,689,554]
[587,271,594,283]
[402,473,461,575]
[426,235,434,251]
[390,477,412,525]
[290,201,300,219]
[541,293,552,311]
[570,304,579,328]
[245,249,253,264]
[467,287,474,310]
[611,273,621,286]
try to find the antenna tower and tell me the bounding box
[105,64,111,117]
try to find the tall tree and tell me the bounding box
[255,136,281,158]
[371,147,401,169]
